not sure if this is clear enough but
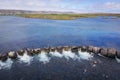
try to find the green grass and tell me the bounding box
[2,14,120,20]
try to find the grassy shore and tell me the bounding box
[2,14,120,20]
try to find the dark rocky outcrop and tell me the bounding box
[80,46,87,52]
[26,48,34,56]
[50,48,55,52]
[87,46,94,52]
[0,54,8,61]
[56,47,63,53]
[63,46,71,51]
[107,48,116,58]
[17,50,25,56]
[33,48,41,54]
[8,51,17,59]
[44,48,50,53]
[100,48,108,56]
[71,46,79,53]
[92,47,100,54]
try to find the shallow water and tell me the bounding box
[0,16,120,80]
[0,16,120,53]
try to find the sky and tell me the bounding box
[0,0,120,13]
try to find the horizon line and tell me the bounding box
[0,9,120,14]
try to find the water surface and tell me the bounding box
[0,16,120,80]
[0,16,120,53]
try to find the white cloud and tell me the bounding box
[87,2,120,13]
[91,2,120,9]
[0,0,80,12]
[0,0,120,13]
[104,2,120,9]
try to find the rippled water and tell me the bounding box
[0,50,120,80]
[0,50,119,80]
[0,16,120,80]
[0,16,120,53]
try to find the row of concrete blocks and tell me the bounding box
[0,46,120,61]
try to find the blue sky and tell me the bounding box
[0,0,120,13]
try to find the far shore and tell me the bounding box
[0,14,120,20]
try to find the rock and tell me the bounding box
[33,48,41,54]
[92,60,97,67]
[107,48,116,58]
[44,48,50,53]
[116,51,120,59]
[50,48,55,52]
[26,48,34,56]
[63,46,71,51]
[80,46,87,52]
[17,50,25,56]
[0,54,8,61]
[56,47,63,53]
[8,51,17,59]
[93,60,97,64]
[71,46,79,53]
[100,48,108,56]
[92,47,100,54]
[87,46,94,52]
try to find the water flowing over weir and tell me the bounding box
[0,16,120,80]
[0,45,120,80]
[0,46,94,70]
[0,45,120,70]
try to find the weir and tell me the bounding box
[0,45,120,61]
[0,45,120,70]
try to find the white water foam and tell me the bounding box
[0,50,94,70]
[62,50,78,60]
[18,51,33,64]
[0,58,13,70]
[78,51,93,60]
[115,57,120,63]
[49,51,63,58]
[38,51,51,64]
[20,50,93,64]
[49,50,93,61]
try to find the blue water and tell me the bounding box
[0,16,120,80]
[0,16,120,53]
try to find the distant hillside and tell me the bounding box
[0,9,120,20]
[0,9,74,14]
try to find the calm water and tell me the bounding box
[0,16,120,53]
[0,16,120,80]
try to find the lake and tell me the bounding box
[0,16,120,80]
[0,16,120,53]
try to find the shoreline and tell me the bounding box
[16,14,120,20]
[0,14,120,20]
